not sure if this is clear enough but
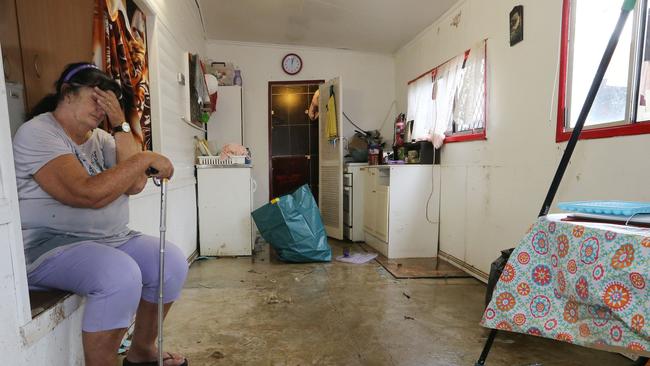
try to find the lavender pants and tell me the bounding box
[27,235,189,332]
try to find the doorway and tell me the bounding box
[268,80,324,201]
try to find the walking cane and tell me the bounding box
[152,176,168,366]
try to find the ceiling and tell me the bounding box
[197,0,459,54]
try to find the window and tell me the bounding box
[558,0,650,141]
[407,40,486,145]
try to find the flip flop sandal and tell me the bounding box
[122,354,188,366]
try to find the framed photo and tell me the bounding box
[510,5,524,47]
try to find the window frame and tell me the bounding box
[557,0,650,142]
[407,41,488,144]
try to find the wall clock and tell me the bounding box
[282,53,302,75]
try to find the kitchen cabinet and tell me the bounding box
[11,0,94,111]
[0,0,24,85]
[375,187,389,241]
[362,165,440,258]
[363,167,389,242]
[197,166,254,256]
[363,170,376,235]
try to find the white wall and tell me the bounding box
[205,41,396,207]
[0,0,205,364]
[128,0,205,258]
[396,0,650,277]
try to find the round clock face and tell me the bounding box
[282,53,302,75]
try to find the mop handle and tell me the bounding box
[477,2,638,366]
[157,178,168,366]
[538,1,635,218]
[623,0,637,11]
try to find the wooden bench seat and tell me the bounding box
[29,290,71,318]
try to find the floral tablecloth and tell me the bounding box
[481,214,650,355]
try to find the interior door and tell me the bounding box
[318,77,343,240]
[269,81,321,199]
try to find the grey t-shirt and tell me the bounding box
[13,112,139,272]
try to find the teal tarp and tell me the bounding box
[251,185,331,262]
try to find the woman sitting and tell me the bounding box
[13,62,189,366]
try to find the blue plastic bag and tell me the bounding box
[251,185,331,262]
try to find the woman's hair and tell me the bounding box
[26,62,123,120]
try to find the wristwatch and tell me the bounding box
[111,122,131,134]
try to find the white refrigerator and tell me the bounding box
[207,85,243,152]
[197,165,254,256]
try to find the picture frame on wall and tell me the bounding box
[510,5,524,47]
[185,53,211,128]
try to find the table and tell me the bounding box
[481,214,650,355]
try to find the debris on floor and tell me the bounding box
[266,292,293,304]
[343,247,351,257]
[210,351,225,359]
[164,238,630,366]
[335,252,378,264]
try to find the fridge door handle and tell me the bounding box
[251,178,257,193]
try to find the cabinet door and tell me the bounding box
[363,168,376,234]
[198,168,253,256]
[374,186,389,242]
[0,0,24,85]
[16,0,94,111]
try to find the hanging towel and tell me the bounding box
[326,85,338,142]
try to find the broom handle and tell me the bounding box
[538,1,636,218]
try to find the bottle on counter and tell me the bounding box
[368,143,382,165]
[233,70,242,86]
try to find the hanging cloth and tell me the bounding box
[326,85,338,142]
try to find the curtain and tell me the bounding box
[433,54,464,137]
[407,74,434,141]
[406,40,487,148]
[92,0,151,150]
[453,41,486,132]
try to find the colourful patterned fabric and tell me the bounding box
[92,0,151,150]
[481,215,650,354]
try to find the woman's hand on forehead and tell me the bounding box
[93,87,126,128]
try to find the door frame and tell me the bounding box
[267,79,324,200]
[0,45,32,325]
